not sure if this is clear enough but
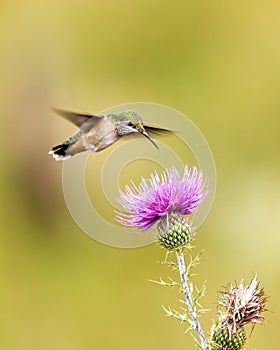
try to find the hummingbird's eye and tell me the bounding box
[127,121,134,127]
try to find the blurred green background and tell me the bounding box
[1,0,279,349]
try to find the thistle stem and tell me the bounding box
[176,251,209,350]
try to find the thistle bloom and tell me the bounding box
[116,165,208,250]
[116,165,208,230]
[210,275,267,350]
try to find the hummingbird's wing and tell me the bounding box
[52,108,102,128]
[144,125,173,135]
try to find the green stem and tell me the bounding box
[176,250,209,350]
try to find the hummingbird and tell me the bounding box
[49,108,170,161]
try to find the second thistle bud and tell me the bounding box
[210,276,267,350]
[210,324,246,350]
[156,212,192,250]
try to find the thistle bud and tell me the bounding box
[210,324,246,350]
[156,212,192,250]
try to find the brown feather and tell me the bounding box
[52,108,101,128]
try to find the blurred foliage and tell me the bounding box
[0,0,279,349]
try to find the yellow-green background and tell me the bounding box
[1,1,279,349]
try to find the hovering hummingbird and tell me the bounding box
[49,109,170,161]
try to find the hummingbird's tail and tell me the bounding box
[48,143,72,161]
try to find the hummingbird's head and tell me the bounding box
[117,110,159,149]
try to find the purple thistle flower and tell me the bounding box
[116,165,208,231]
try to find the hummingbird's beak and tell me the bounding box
[141,131,159,150]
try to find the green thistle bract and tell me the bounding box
[210,325,246,350]
[157,212,191,250]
